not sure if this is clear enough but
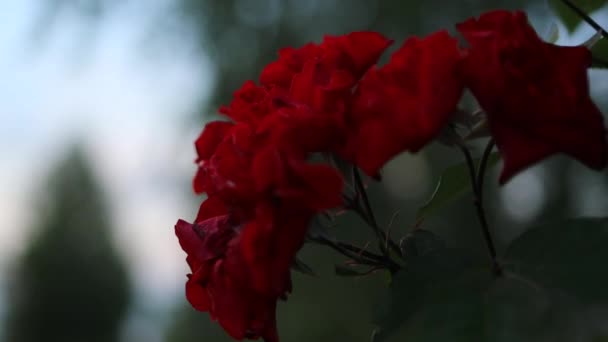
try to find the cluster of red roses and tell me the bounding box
[175,10,606,342]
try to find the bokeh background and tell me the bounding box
[1,0,607,341]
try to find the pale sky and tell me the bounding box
[0,0,213,311]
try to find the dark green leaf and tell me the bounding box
[591,38,608,68]
[548,0,607,33]
[415,152,500,222]
[372,241,480,341]
[398,275,591,342]
[335,264,373,277]
[307,215,334,239]
[504,217,608,305]
[373,218,608,341]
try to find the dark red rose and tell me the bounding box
[243,151,342,294]
[238,203,306,294]
[175,197,285,342]
[345,30,464,176]
[457,10,607,183]
[259,43,319,90]
[194,121,234,168]
[193,122,259,206]
[260,31,392,91]
[219,80,275,127]
[252,147,343,211]
[183,31,390,342]
[254,99,343,155]
[258,32,392,155]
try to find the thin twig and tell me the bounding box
[458,141,502,276]
[457,144,478,194]
[352,167,401,257]
[336,241,386,263]
[310,235,400,272]
[310,236,379,266]
[477,139,495,204]
[475,140,501,276]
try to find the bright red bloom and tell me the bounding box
[175,197,285,342]
[458,10,607,183]
[345,30,464,176]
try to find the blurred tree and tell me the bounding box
[4,146,131,342]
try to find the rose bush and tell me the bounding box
[176,8,607,342]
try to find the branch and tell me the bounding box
[558,0,608,40]
[458,141,502,276]
[352,167,402,258]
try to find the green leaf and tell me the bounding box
[415,152,500,222]
[548,0,607,33]
[591,38,608,68]
[334,264,372,277]
[375,268,604,342]
[372,240,481,341]
[372,218,608,342]
[398,275,591,342]
[504,217,608,305]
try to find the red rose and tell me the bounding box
[183,31,387,342]
[194,122,259,207]
[194,121,234,169]
[254,100,343,155]
[252,148,344,211]
[258,32,392,155]
[458,10,607,183]
[260,31,392,91]
[259,43,319,90]
[345,30,464,176]
[219,80,275,127]
[242,151,343,294]
[239,204,306,296]
[175,197,284,342]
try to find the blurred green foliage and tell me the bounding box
[375,218,608,342]
[4,147,131,342]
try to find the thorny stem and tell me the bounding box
[352,167,402,259]
[336,241,386,263]
[477,139,495,205]
[310,235,399,271]
[558,0,608,40]
[458,140,502,276]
